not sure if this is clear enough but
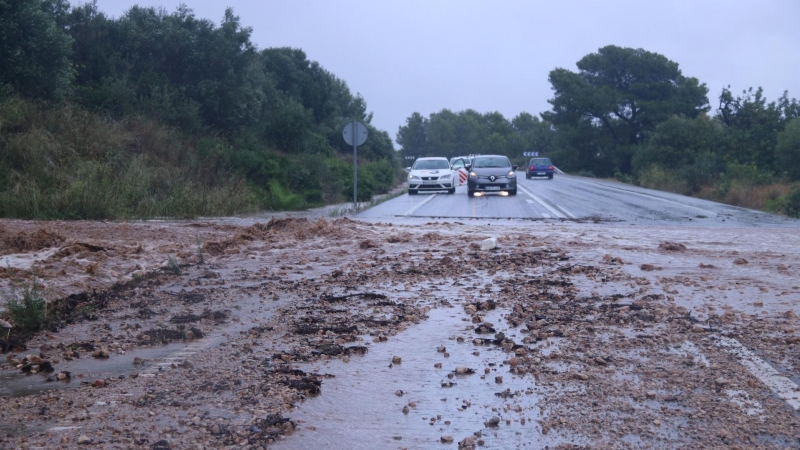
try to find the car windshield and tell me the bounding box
[472,157,509,169]
[530,158,551,165]
[413,159,450,170]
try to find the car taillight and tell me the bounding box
[549,165,553,170]
[529,166,533,170]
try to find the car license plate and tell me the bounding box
[485,186,500,190]
[422,180,439,185]
[537,172,545,175]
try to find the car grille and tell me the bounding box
[421,176,439,181]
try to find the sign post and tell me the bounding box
[342,120,368,211]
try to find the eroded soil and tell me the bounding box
[1,217,799,449]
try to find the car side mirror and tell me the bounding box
[465,164,471,171]
[512,165,519,171]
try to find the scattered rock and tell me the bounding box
[481,237,498,250]
[659,241,687,252]
[485,417,500,427]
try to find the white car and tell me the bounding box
[407,157,456,195]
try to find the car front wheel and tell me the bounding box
[468,189,475,197]
[509,189,517,196]
[408,189,417,195]
[448,188,455,194]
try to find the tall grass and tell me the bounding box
[0,96,259,219]
[632,162,800,217]
[637,165,690,195]
[697,182,794,213]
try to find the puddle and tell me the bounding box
[272,306,586,449]
[0,343,184,397]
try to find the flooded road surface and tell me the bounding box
[2,217,800,448]
[275,306,577,449]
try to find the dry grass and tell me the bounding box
[696,183,792,212]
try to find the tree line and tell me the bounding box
[0,0,399,219]
[398,45,800,216]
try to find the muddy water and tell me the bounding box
[0,343,185,398]
[273,306,583,449]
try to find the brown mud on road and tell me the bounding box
[1,217,799,449]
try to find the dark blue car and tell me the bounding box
[526,157,554,180]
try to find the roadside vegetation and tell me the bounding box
[397,46,800,218]
[0,1,403,220]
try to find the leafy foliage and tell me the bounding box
[543,45,710,176]
[0,2,401,219]
[397,109,556,168]
[776,118,800,180]
[0,0,74,100]
[3,276,48,333]
[785,187,800,218]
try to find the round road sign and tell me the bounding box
[343,121,368,147]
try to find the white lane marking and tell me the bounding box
[559,205,576,219]
[519,186,566,218]
[525,200,550,218]
[401,193,438,216]
[716,336,800,410]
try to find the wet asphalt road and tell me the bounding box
[357,173,800,228]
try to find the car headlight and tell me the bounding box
[440,174,452,180]
[507,171,515,178]
[409,175,420,180]
[469,171,477,179]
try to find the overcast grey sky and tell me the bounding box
[96,0,800,147]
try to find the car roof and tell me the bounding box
[416,157,448,161]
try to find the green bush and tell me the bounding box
[614,169,632,184]
[3,278,48,333]
[785,187,800,218]
[266,179,306,210]
[637,165,688,194]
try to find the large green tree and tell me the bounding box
[0,0,74,100]
[396,112,428,159]
[716,86,800,172]
[543,45,709,175]
[776,118,800,181]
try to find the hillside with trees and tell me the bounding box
[0,0,400,219]
[397,45,800,217]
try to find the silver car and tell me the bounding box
[466,155,517,197]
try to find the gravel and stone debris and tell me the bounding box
[1,216,799,448]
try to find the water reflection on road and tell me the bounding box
[274,305,582,449]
